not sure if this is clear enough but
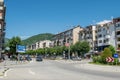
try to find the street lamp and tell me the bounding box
[68,37,71,60]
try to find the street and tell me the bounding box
[0,59,120,80]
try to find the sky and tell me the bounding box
[5,0,120,39]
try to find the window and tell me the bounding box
[117,31,120,35]
[95,36,97,39]
[104,35,105,37]
[95,41,98,44]
[98,29,101,32]
[115,23,120,27]
[106,39,109,42]
[98,34,102,38]
[117,38,120,41]
[99,40,102,43]
[103,28,105,31]
[104,40,106,43]
[118,44,120,48]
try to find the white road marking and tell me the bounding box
[28,69,35,75]
[0,69,12,78]
[4,69,13,77]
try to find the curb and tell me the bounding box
[0,68,9,76]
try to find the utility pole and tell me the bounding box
[68,37,71,60]
[68,44,70,59]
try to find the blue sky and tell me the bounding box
[5,0,120,39]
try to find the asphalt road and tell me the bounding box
[0,60,120,80]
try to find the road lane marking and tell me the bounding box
[0,69,13,78]
[28,69,35,75]
[4,69,13,77]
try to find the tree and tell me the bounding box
[80,41,90,55]
[101,48,112,63]
[74,41,90,57]
[108,45,116,56]
[8,36,22,55]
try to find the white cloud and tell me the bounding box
[96,20,111,25]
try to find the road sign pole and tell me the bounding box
[116,59,117,66]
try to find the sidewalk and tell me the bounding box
[55,59,120,72]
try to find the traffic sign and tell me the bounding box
[16,45,26,53]
[106,57,114,62]
[113,53,119,58]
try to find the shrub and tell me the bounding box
[101,48,112,64]
[92,55,102,63]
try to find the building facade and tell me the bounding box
[26,40,53,50]
[113,17,120,51]
[0,0,6,58]
[79,25,97,52]
[52,26,82,47]
[78,18,120,52]
[26,17,120,53]
[96,20,115,51]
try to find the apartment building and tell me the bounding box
[35,40,53,49]
[96,20,115,51]
[0,0,6,58]
[52,25,82,47]
[113,17,120,51]
[79,25,97,52]
[27,40,53,50]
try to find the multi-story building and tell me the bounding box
[113,17,120,51]
[53,25,82,46]
[35,40,53,49]
[96,20,115,51]
[0,0,6,58]
[27,40,53,50]
[79,25,97,52]
[26,17,120,53]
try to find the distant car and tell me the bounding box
[25,55,32,61]
[36,56,42,61]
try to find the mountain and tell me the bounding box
[22,33,54,45]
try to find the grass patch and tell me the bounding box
[89,62,120,66]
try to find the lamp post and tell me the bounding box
[68,43,70,60]
[68,37,71,60]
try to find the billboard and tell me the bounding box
[16,45,26,53]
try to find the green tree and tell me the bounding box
[101,48,112,63]
[74,41,90,57]
[80,41,90,55]
[8,36,22,55]
[36,48,45,55]
[108,45,116,56]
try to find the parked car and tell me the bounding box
[36,55,42,61]
[25,55,32,61]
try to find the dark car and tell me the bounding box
[25,55,32,61]
[36,56,42,61]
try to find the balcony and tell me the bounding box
[116,26,120,30]
[117,41,120,44]
[105,35,110,38]
[105,41,110,45]
[0,6,3,10]
[117,34,120,38]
